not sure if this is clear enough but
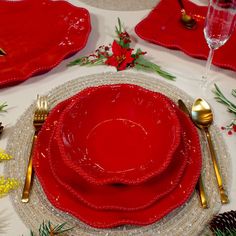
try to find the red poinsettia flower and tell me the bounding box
[105,40,134,71]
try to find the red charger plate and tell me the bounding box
[33,86,202,228]
[0,0,91,88]
[54,84,181,185]
[135,0,236,71]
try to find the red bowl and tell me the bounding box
[45,97,188,211]
[54,84,181,185]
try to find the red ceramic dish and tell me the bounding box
[46,97,187,211]
[0,0,91,88]
[55,84,181,185]
[135,0,236,71]
[33,95,202,228]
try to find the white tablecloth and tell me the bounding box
[0,0,235,235]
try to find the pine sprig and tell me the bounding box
[213,84,236,135]
[0,102,7,112]
[231,89,236,98]
[209,210,236,236]
[29,221,73,236]
[213,228,236,236]
[213,84,236,114]
[134,55,175,80]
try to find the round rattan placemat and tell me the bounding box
[5,72,231,235]
[78,0,159,11]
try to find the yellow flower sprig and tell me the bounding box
[0,149,12,161]
[0,176,19,198]
[0,149,19,197]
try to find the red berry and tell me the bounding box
[228,130,233,135]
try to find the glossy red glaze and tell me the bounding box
[33,90,202,228]
[44,94,187,211]
[0,0,91,88]
[135,0,236,72]
[55,84,181,185]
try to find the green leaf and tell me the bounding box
[67,57,90,66]
[134,56,175,81]
[0,102,7,112]
[68,56,106,67]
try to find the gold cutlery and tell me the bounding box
[21,95,48,203]
[178,99,208,209]
[191,98,229,204]
[0,48,6,56]
[177,0,197,29]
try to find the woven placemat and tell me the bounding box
[5,72,231,235]
[78,0,159,11]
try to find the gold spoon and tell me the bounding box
[191,98,229,204]
[177,0,197,29]
[178,99,208,209]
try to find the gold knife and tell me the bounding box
[178,99,208,209]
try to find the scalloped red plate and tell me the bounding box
[33,85,202,228]
[0,0,91,88]
[54,84,181,185]
[135,0,236,71]
[46,94,187,211]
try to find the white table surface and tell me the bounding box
[0,0,235,235]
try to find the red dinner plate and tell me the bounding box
[0,0,91,88]
[46,96,187,211]
[135,0,236,71]
[54,84,181,185]
[33,86,202,228]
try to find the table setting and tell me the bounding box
[0,0,236,235]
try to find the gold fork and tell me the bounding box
[21,95,48,203]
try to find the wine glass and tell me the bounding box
[202,0,236,87]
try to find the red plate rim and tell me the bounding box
[0,0,91,87]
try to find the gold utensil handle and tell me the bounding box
[205,128,229,204]
[178,99,208,208]
[198,177,208,208]
[177,0,185,10]
[21,134,37,203]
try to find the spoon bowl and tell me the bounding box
[191,98,213,128]
[178,0,197,29]
[181,12,197,29]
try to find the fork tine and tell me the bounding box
[40,96,48,113]
[36,95,41,110]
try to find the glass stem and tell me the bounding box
[204,47,214,80]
